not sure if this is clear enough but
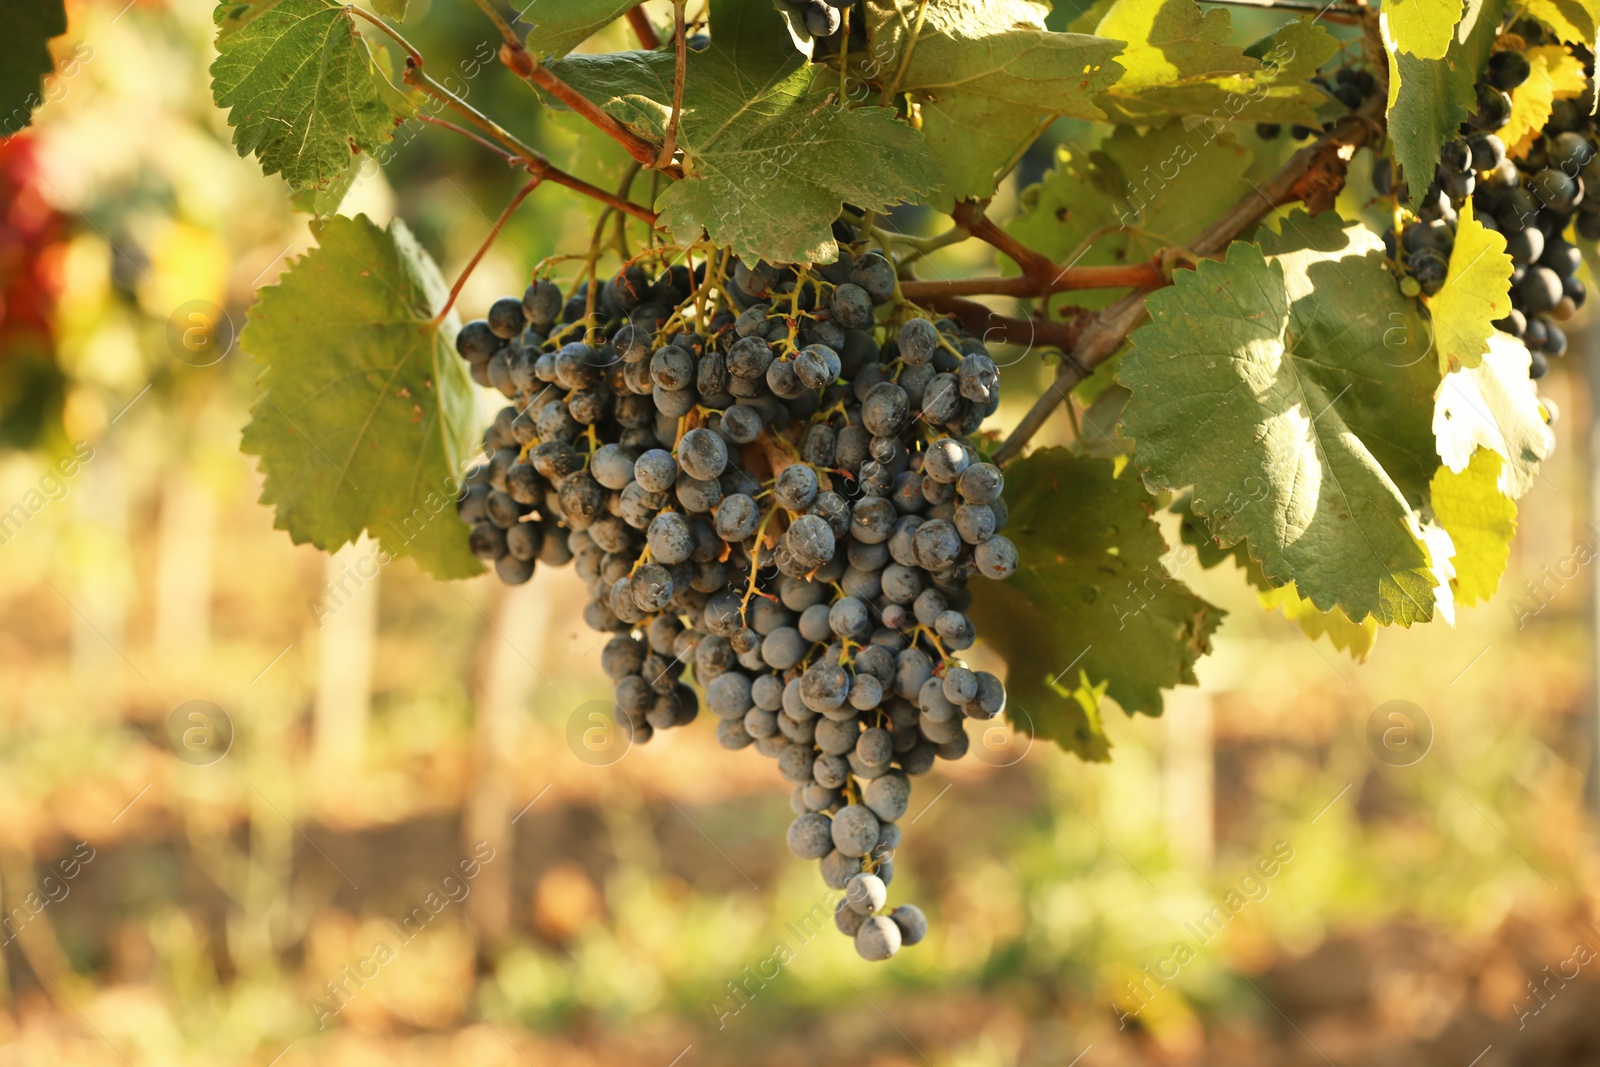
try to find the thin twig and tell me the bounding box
[881,0,931,107]
[544,170,658,225]
[434,177,542,326]
[991,98,1386,466]
[655,0,688,169]
[408,65,540,162]
[417,113,520,166]
[626,7,662,49]
[469,0,521,48]
[404,63,658,225]
[346,5,420,63]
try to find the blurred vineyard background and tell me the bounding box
[3,1,1600,1065]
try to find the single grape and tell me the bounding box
[835,897,866,936]
[522,280,563,327]
[958,462,1004,504]
[804,0,841,35]
[1520,266,1564,313]
[762,627,808,670]
[897,317,939,366]
[845,871,888,915]
[1487,50,1531,92]
[785,513,837,569]
[714,493,761,542]
[855,915,901,961]
[832,804,881,857]
[850,252,896,303]
[974,534,1018,579]
[830,283,875,330]
[865,772,910,822]
[776,464,820,511]
[487,297,526,339]
[889,904,928,946]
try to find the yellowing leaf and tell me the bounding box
[1257,582,1379,659]
[1503,56,1557,155]
[1383,0,1507,187]
[1523,0,1596,46]
[1431,449,1517,605]
[1433,332,1554,499]
[1386,0,1465,59]
[1426,200,1513,374]
[1539,43,1590,96]
[1505,45,1588,157]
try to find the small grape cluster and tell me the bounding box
[1382,28,1595,378]
[453,240,1018,960]
[784,0,851,39]
[1255,64,1381,142]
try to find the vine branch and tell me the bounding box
[626,7,663,49]
[498,43,674,172]
[991,98,1385,466]
[900,262,1168,299]
[902,201,1168,299]
[655,0,688,169]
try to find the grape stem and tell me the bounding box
[901,201,1170,296]
[626,6,663,49]
[655,0,689,170]
[913,296,1088,352]
[431,176,542,326]
[415,113,521,166]
[469,0,522,48]
[991,96,1387,467]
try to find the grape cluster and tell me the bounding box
[452,242,1018,960]
[1255,64,1381,142]
[1383,28,1595,378]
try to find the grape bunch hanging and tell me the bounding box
[1385,22,1597,378]
[451,234,1018,961]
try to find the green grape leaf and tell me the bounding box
[1431,448,1516,607]
[1383,0,1507,188]
[1253,210,1442,502]
[1118,227,1441,625]
[1434,331,1555,500]
[239,215,483,579]
[1426,201,1513,374]
[1175,494,1378,659]
[1091,0,1334,124]
[372,0,408,20]
[289,157,364,217]
[549,0,937,264]
[968,449,1224,762]
[1008,119,1252,312]
[1385,0,1464,59]
[860,0,1124,204]
[525,1,639,59]
[0,0,67,135]
[211,0,418,192]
